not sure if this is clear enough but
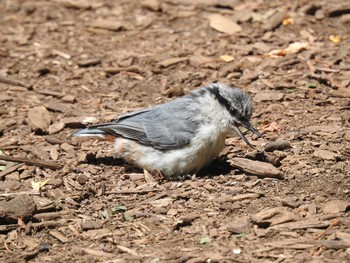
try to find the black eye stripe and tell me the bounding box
[207,86,231,112]
[207,86,245,120]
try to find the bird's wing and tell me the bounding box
[95,98,200,150]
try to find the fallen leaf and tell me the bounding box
[267,42,309,58]
[260,122,282,132]
[219,55,234,62]
[282,17,294,25]
[199,236,211,245]
[329,35,342,43]
[31,179,51,191]
[208,14,242,34]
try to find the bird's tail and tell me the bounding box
[70,127,111,140]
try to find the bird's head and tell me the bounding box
[205,83,263,147]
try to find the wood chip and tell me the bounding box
[34,89,65,98]
[208,14,242,34]
[141,0,161,11]
[77,58,101,67]
[27,106,51,132]
[45,100,84,116]
[158,57,188,68]
[230,193,261,202]
[78,247,115,257]
[252,207,300,227]
[313,149,340,161]
[104,66,141,75]
[54,0,94,9]
[0,163,23,179]
[90,19,124,31]
[262,9,286,31]
[0,154,62,170]
[0,75,32,88]
[230,158,283,179]
[48,122,65,134]
[0,195,36,220]
[117,245,141,257]
[253,92,284,102]
[323,200,350,214]
[270,219,331,230]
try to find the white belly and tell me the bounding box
[116,124,227,177]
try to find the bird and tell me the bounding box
[71,83,262,179]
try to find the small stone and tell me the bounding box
[264,140,291,152]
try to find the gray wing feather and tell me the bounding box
[95,97,199,150]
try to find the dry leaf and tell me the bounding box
[329,35,342,43]
[219,55,234,62]
[208,14,242,34]
[267,42,309,58]
[282,17,294,25]
[31,179,51,191]
[260,122,282,132]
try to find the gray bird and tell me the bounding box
[71,83,262,178]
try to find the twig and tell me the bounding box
[0,191,40,197]
[0,155,62,170]
[105,189,161,195]
[314,219,341,240]
[33,210,73,220]
[0,75,31,88]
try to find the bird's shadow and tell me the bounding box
[196,157,233,178]
[84,153,124,166]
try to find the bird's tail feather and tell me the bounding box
[70,127,108,139]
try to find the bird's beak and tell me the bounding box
[232,121,263,148]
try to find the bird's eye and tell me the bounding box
[230,107,238,115]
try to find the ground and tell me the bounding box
[0,0,350,262]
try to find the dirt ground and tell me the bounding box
[0,0,350,262]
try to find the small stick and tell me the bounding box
[314,219,341,240]
[0,191,40,197]
[105,189,161,195]
[0,75,31,88]
[0,155,62,170]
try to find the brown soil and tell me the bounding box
[0,0,350,262]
